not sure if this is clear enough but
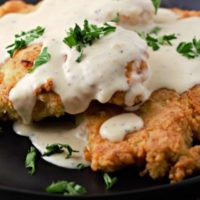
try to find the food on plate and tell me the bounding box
[1,0,200,187]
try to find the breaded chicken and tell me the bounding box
[140,96,192,179]
[0,44,64,121]
[85,87,200,182]
[167,86,200,182]
[0,1,148,122]
[0,0,35,17]
[172,8,200,18]
[0,42,147,121]
[85,103,142,172]
[86,86,200,183]
[169,146,200,183]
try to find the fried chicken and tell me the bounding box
[0,41,148,121]
[85,87,200,183]
[0,0,35,17]
[0,1,149,122]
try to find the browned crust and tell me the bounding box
[172,8,200,18]
[0,0,36,17]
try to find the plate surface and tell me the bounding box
[0,0,200,199]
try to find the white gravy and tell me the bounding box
[143,17,200,93]
[100,113,144,142]
[0,0,154,123]
[14,119,90,169]
[100,10,200,143]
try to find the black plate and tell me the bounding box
[0,1,200,200]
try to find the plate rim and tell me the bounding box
[1,174,200,198]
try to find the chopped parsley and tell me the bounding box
[6,26,45,57]
[43,143,79,159]
[77,163,86,170]
[149,26,161,35]
[25,146,37,175]
[28,47,51,73]
[46,180,87,196]
[177,38,200,59]
[111,13,120,23]
[139,31,177,51]
[103,173,118,190]
[63,20,116,62]
[151,0,161,14]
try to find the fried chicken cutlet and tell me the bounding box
[85,85,200,183]
[0,0,149,122]
[67,7,200,183]
[85,89,193,182]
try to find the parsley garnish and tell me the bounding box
[25,146,37,175]
[43,143,79,159]
[28,47,51,73]
[46,180,87,195]
[139,31,177,51]
[177,38,200,59]
[103,173,118,190]
[63,20,116,62]
[149,26,161,35]
[111,13,120,23]
[6,26,45,57]
[151,0,161,14]
[77,163,86,170]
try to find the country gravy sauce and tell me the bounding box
[1,0,200,169]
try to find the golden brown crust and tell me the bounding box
[0,43,65,121]
[0,0,35,17]
[86,85,200,183]
[86,89,193,181]
[85,104,136,171]
[172,8,200,18]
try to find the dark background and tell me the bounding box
[0,0,200,200]
[1,0,200,10]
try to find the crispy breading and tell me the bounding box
[85,104,137,172]
[86,85,200,183]
[140,96,192,179]
[169,146,200,183]
[86,90,191,174]
[84,9,200,183]
[0,41,147,121]
[0,44,65,121]
[0,0,35,17]
[0,0,150,121]
[172,8,200,18]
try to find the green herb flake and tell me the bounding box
[43,143,79,158]
[28,47,51,73]
[151,0,161,14]
[63,20,116,62]
[103,173,118,190]
[6,26,45,57]
[25,146,37,175]
[139,31,177,51]
[77,163,86,170]
[177,38,200,59]
[46,180,87,196]
[149,26,161,35]
[111,13,120,23]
